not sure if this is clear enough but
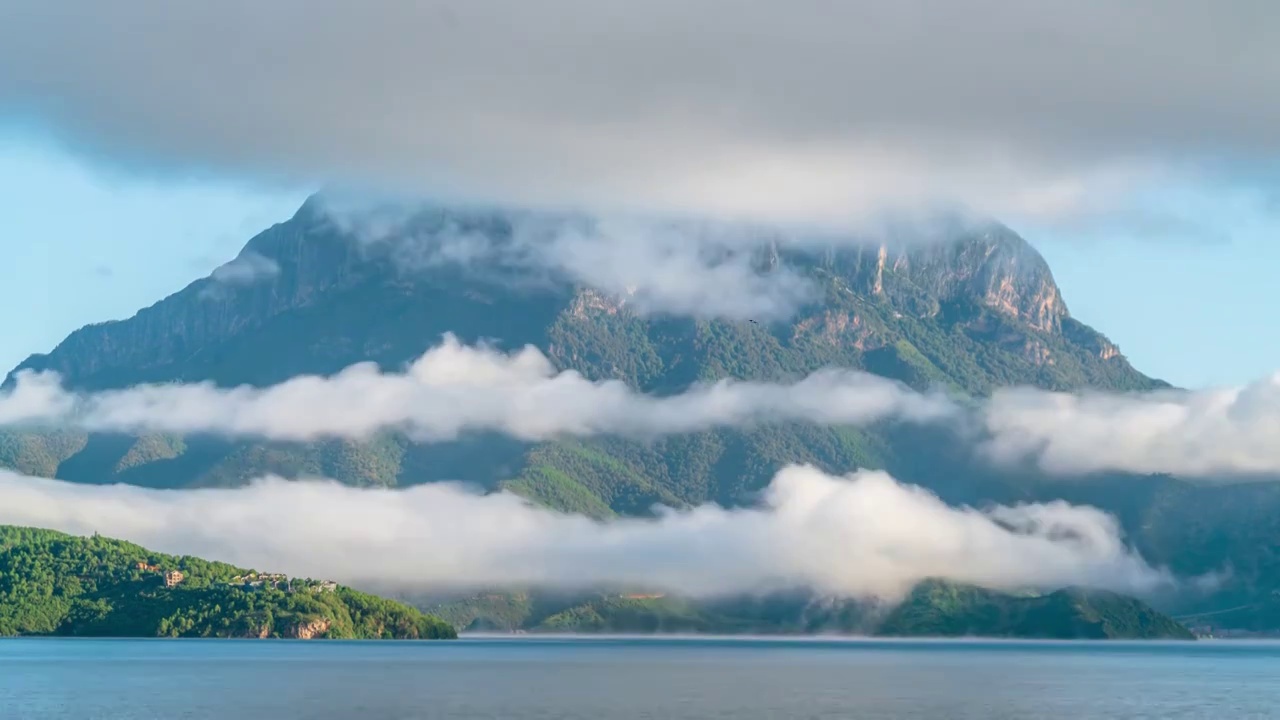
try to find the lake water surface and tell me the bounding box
[3,636,1279,719]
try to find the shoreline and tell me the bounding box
[8,633,1280,644]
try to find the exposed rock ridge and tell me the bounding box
[870,226,1067,332]
[6,204,370,389]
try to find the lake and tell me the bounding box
[3,636,1279,719]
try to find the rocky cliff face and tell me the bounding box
[789,223,1068,333]
[890,227,1067,333]
[286,617,333,640]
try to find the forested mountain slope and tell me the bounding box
[0,525,455,639]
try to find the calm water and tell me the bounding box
[3,636,1280,719]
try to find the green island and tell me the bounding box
[0,525,455,640]
[427,581,1195,640]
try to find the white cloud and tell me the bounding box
[197,250,282,300]
[309,191,1086,327]
[529,219,817,321]
[982,376,1280,477]
[0,464,1171,600]
[8,333,1280,481]
[0,371,73,425]
[0,334,954,441]
[1,1,1274,227]
[321,199,823,320]
[208,250,281,286]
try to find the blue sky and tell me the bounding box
[0,137,306,375]
[2,135,1275,390]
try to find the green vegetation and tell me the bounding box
[877,580,1194,640]
[426,583,1192,639]
[428,590,874,635]
[0,525,455,640]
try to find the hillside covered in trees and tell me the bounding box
[876,580,1194,640]
[0,525,455,640]
[426,583,1194,640]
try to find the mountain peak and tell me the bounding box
[6,200,1127,394]
[892,223,1068,333]
[787,222,1067,334]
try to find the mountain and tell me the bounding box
[2,196,1279,629]
[7,200,1153,396]
[0,525,456,639]
[424,583,1193,639]
[0,198,1156,508]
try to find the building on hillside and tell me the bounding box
[163,570,185,588]
[229,572,291,590]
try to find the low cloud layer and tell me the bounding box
[199,250,282,300]
[2,1,1275,227]
[5,334,1280,480]
[324,202,823,321]
[983,376,1280,477]
[209,250,280,286]
[0,334,953,441]
[0,369,74,425]
[0,464,1169,599]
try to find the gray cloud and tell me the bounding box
[0,465,1171,600]
[1,1,1274,226]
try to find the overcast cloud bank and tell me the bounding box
[2,1,1274,228]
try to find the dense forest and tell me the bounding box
[0,525,455,640]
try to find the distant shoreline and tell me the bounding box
[12,634,1280,646]
[456,633,1229,643]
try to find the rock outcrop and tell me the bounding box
[286,618,333,640]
